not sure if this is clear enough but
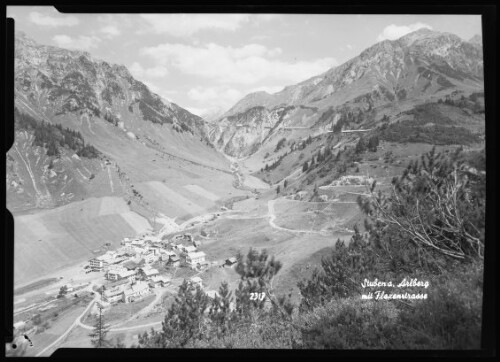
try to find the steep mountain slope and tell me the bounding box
[9,32,248,285]
[9,32,241,217]
[209,28,484,158]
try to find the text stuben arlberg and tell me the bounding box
[360,278,429,300]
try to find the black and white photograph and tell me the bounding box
[5,6,491,356]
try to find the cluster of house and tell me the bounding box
[88,232,212,305]
[100,277,159,304]
[89,233,208,273]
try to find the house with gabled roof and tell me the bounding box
[122,281,150,303]
[139,267,159,279]
[186,251,206,266]
[149,275,171,288]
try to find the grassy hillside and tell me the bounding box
[13,197,150,285]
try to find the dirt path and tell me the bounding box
[108,285,176,328]
[36,294,98,356]
[267,199,325,235]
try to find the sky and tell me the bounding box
[7,7,482,117]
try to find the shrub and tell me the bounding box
[392,262,483,349]
[299,297,400,349]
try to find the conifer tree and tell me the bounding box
[89,302,111,348]
[139,280,209,348]
[208,282,234,338]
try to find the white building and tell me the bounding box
[131,239,147,248]
[149,275,170,288]
[141,251,157,264]
[181,245,197,254]
[102,282,128,303]
[122,281,150,303]
[186,251,206,266]
[90,250,126,271]
[106,268,136,282]
[121,245,137,255]
[140,267,160,279]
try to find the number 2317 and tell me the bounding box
[250,292,266,301]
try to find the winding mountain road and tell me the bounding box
[267,199,325,235]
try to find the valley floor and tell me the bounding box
[11,153,389,353]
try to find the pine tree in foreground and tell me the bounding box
[89,302,111,348]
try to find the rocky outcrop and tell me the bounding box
[210,28,484,158]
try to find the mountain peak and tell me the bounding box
[222,91,273,118]
[397,27,441,45]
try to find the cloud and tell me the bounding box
[52,34,101,50]
[100,25,121,38]
[140,42,337,85]
[29,11,80,27]
[346,44,354,50]
[250,34,272,42]
[187,86,243,109]
[377,22,432,41]
[139,14,251,37]
[129,62,168,78]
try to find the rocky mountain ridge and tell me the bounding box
[208,28,484,158]
[9,32,233,212]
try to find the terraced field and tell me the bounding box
[13,197,151,285]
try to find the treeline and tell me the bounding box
[275,137,287,152]
[14,108,100,159]
[438,92,485,113]
[263,152,288,172]
[302,146,334,173]
[377,102,482,145]
[317,106,365,133]
[378,122,481,145]
[173,122,194,135]
[123,147,484,349]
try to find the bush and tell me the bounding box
[392,262,483,349]
[299,297,400,349]
[359,147,485,260]
[275,138,287,152]
[32,314,42,326]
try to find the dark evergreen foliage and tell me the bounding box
[14,108,100,159]
[89,303,111,348]
[275,137,287,152]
